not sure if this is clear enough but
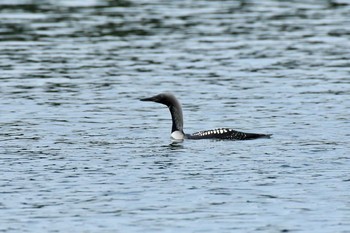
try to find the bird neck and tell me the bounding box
[169,105,184,134]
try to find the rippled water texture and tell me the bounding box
[1,0,350,232]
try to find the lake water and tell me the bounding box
[1,0,350,232]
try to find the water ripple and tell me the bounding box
[1,0,350,232]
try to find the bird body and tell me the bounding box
[140,93,271,140]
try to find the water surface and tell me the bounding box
[1,0,350,232]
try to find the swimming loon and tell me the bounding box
[140,93,271,140]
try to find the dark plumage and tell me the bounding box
[140,93,271,140]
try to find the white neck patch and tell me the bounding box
[171,130,185,140]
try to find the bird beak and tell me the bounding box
[140,97,153,101]
[140,96,156,102]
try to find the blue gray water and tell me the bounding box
[1,0,350,232]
